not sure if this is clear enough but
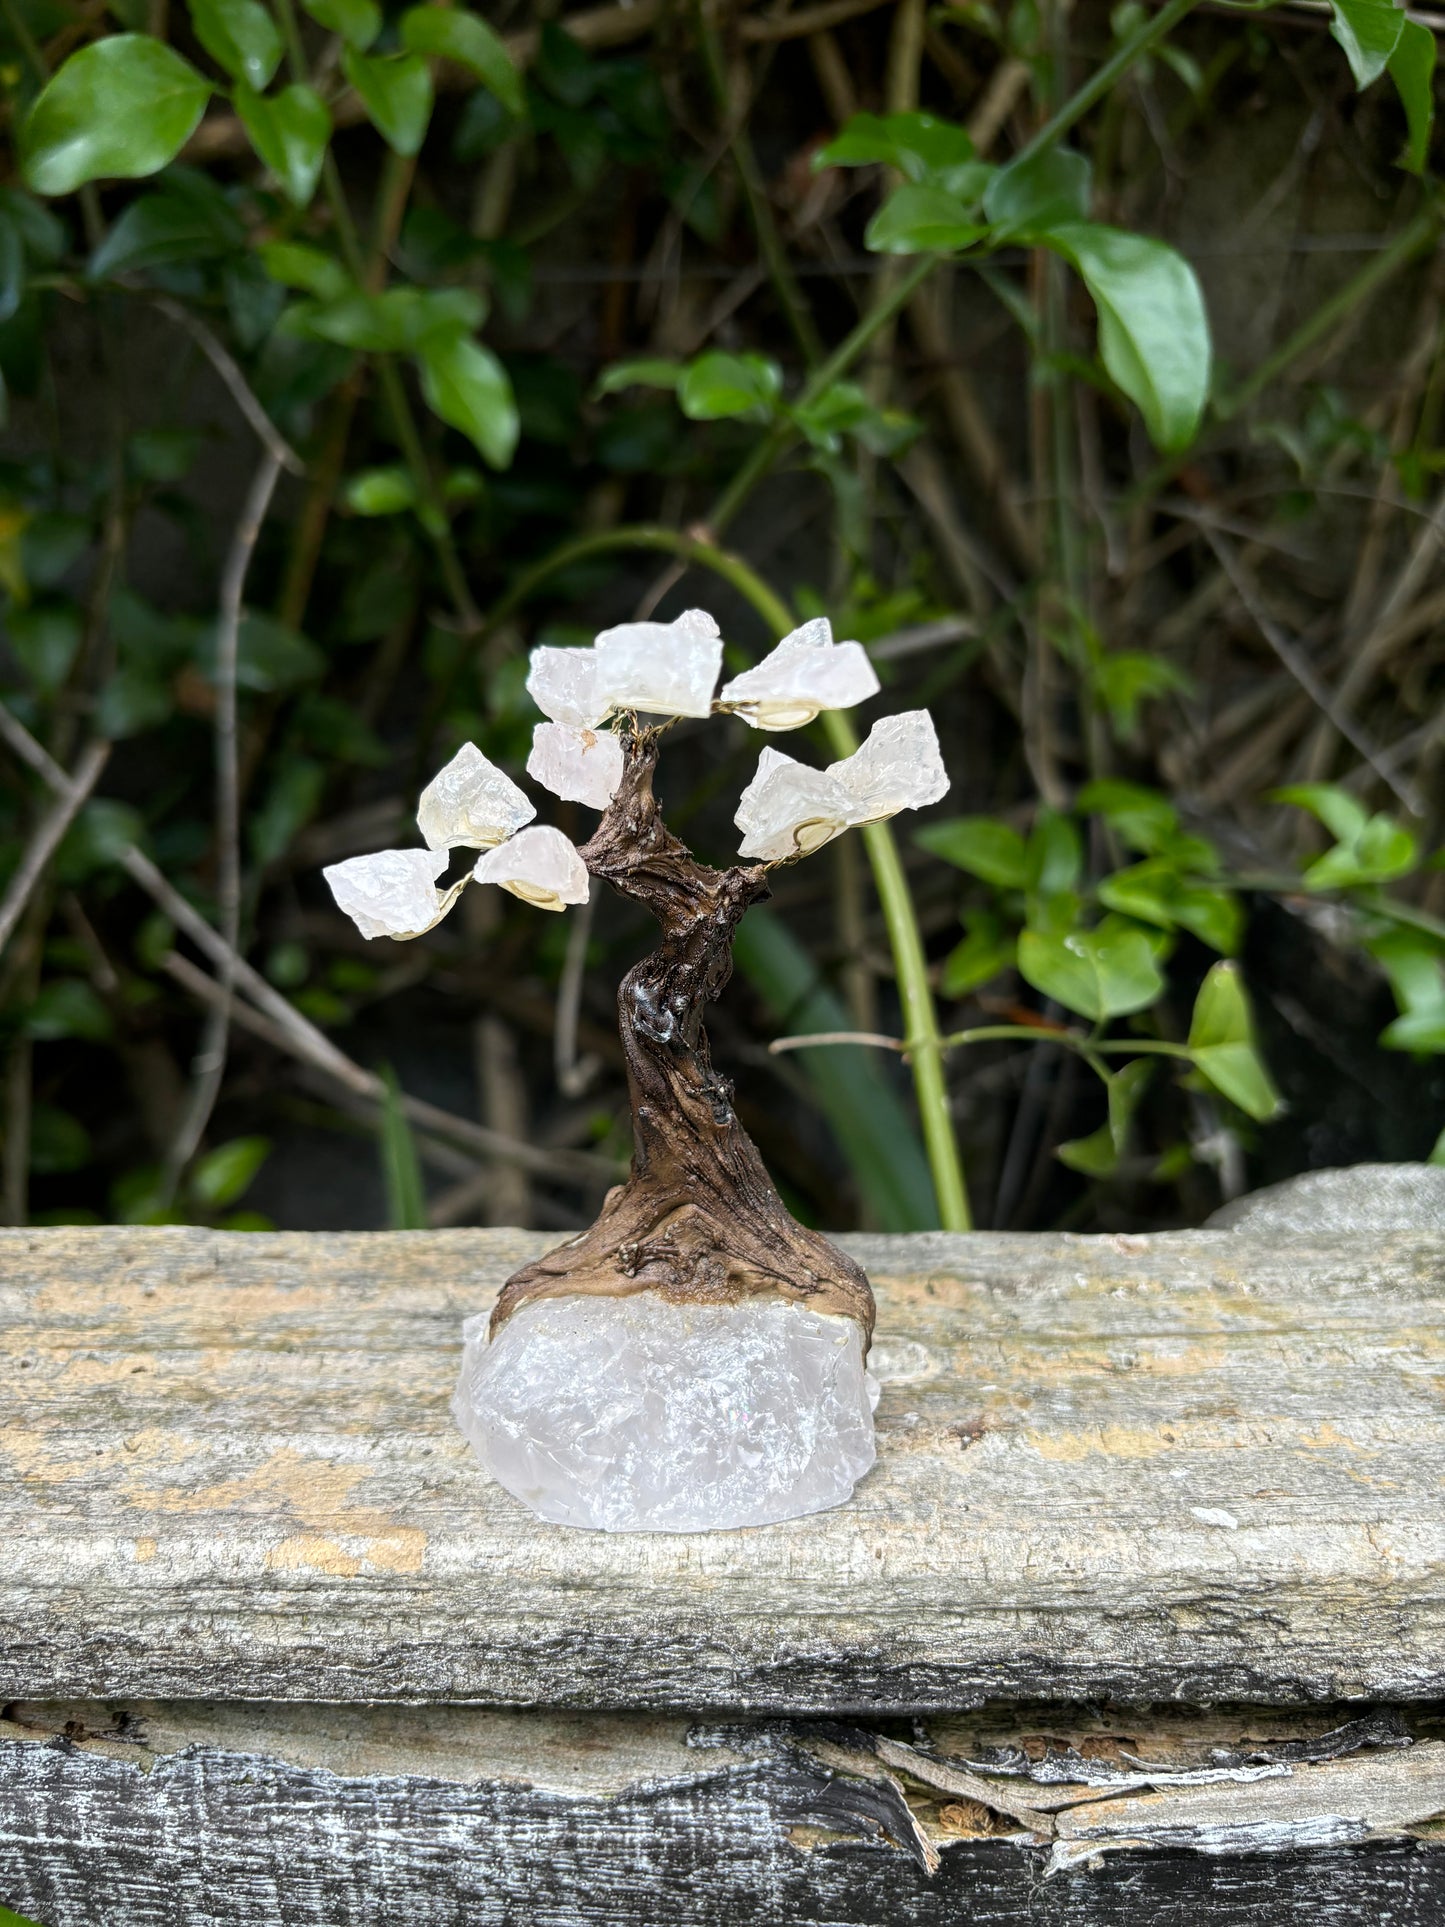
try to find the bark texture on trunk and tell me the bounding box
[492,732,874,1338]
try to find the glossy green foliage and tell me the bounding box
[22,37,211,196]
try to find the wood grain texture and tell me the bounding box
[1,1700,1443,1926]
[2,1224,1443,1709]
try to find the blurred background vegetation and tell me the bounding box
[1,0,1443,1240]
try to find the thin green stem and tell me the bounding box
[1010,0,1201,171]
[1094,1038,1193,1058]
[940,1023,1079,1049]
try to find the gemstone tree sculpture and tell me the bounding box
[325,610,949,1532]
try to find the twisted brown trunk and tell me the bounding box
[491,732,874,1341]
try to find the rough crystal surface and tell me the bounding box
[474,823,590,910]
[592,608,723,719]
[322,847,450,940]
[453,1292,878,1532]
[735,747,854,861]
[720,617,880,730]
[527,646,610,730]
[527,721,624,810]
[834,709,950,822]
[417,742,535,852]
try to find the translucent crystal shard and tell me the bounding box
[527,721,624,810]
[592,607,723,719]
[417,742,535,852]
[453,1293,879,1531]
[473,823,590,910]
[323,847,452,940]
[734,747,854,861]
[719,617,880,731]
[832,709,950,822]
[527,646,610,730]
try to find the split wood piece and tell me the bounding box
[1,1701,1442,1927]
[493,733,874,1338]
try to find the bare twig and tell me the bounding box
[0,740,110,958]
[770,1029,905,1053]
[163,450,285,1196]
[1199,524,1421,815]
[152,298,303,475]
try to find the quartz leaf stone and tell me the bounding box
[592,607,723,719]
[454,1292,879,1532]
[719,616,880,731]
[527,720,624,810]
[735,747,855,861]
[323,846,454,940]
[417,741,535,852]
[527,645,610,730]
[473,823,590,910]
[834,709,950,822]
[734,708,950,861]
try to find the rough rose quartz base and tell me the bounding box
[453,1292,879,1533]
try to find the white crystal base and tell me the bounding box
[453,1292,879,1533]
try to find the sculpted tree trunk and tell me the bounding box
[492,731,875,1341]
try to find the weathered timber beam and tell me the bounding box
[2,1225,1443,1710]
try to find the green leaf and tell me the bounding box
[30,1102,92,1174]
[345,465,418,514]
[1430,1124,1445,1164]
[1380,1006,1445,1051]
[235,82,331,208]
[1026,809,1083,894]
[865,183,988,255]
[815,110,987,196]
[1388,18,1436,172]
[1271,783,1370,842]
[190,1134,270,1207]
[301,0,380,49]
[198,611,323,691]
[1367,926,1445,1016]
[594,356,682,396]
[1303,813,1418,890]
[1171,883,1243,956]
[791,380,919,456]
[416,331,519,466]
[89,171,244,279]
[292,284,484,352]
[0,186,67,265]
[916,815,1029,887]
[1018,924,1165,1022]
[343,47,433,156]
[379,1066,427,1229]
[983,146,1092,234]
[257,239,351,300]
[1077,778,1179,853]
[24,977,113,1042]
[1187,960,1281,1120]
[1043,224,1211,453]
[187,0,281,88]
[399,6,525,117]
[21,37,212,197]
[9,599,82,692]
[941,911,1016,995]
[1058,1056,1153,1177]
[1330,0,1404,88]
[678,350,782,420]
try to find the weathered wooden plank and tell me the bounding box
[2,1701,1443,1926]
[2,1225,1443,1708]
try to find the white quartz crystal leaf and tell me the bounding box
[473,823,590,911]
[830,709,950,822]
[417,741,535,852]
[592,607,723,719]
[734,746,854,861]
[527,645,610,730]
[323,847,456,940]
[453,1292,879,1532]
[719,617,881,731]
[527,721,624,810]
